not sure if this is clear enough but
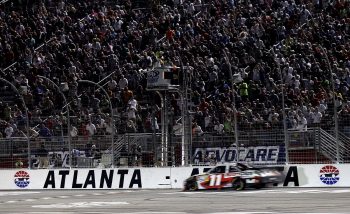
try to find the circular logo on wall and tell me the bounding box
[319,165,339,185]
[14,171,30,188]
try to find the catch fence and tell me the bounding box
[1,126,349,169]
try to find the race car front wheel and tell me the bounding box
[188,181,198,191]
[232,179,245,191]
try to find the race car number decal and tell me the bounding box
[209,175,222,186]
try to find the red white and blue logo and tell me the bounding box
[14,171,30,188]
[319,165,339,185]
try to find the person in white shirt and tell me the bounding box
[108,78,117,91]
[173,120,183,136]
[4,123,14,139]
[151,116,159,132]
[297,113,307,131]
[318,101,327,114]
[127,107,137,122]
[312,108,322,126]
[128,96,138,110]
[86,121,97,136]
[118,74,128,90]
[105,117,115,134]
[70,125,78,137]
[296,111,309,146]
[214,121,224,135]
[192,122,204,136]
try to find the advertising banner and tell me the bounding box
[192,145,286,165]
[2,168,171,190]
[1,164,349,190]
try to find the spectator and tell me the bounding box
[108,78,117,92]
[3,103,11,121]
[213,121,225,135]
[297,112,308,132]
[4,122,14,139]
[192,122,204,137]
[311,108,323,127]
[38,123,52,139]
[85,120,97,140]
[122,86,133,106]
[70,125,78,138]
[128,96,138,110]
[37,143,49,169]
[91,144,101,160]
[118,74,128,90]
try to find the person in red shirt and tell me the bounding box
[166,27,175,42]
[198,98,209,112]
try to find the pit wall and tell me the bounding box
[1,164,345,190]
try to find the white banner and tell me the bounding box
[0,164,349,190]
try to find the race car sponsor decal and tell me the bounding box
[319,165,339,185]
[14,171,30,188]
[199,174,235,189]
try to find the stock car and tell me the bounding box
[183,163,284,191]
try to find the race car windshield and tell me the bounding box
[208,166,226,174]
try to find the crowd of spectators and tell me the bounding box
[0,0,350,142]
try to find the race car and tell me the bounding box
[183,163,284,191]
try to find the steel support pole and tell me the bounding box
[38,75,71,168]
[155,91,163,166]
[0,78,30,168]
[222,50,239,162]
[270,50,289,164]
[163,91,169,166]
[320,46,340,163]
[78,80,115,167]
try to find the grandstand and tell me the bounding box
[0,0,350,169]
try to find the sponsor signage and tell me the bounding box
[147,70,160,85]
[0,168,171,190]
[0,164,350,190]
[43,169,142,189]
[193,146,285,164]
[319,165,340,185]
[14,171,30,188]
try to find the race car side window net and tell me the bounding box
[209,166,226,174]
[229,166,240,173]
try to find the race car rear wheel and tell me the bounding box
[232,179,245,191]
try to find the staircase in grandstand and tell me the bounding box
[104,135,127,167]
[107,133,153,167]
[284,127,350,164]
[315,128,350,163]
[337,132,350,161]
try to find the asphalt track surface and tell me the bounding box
[0,188,349,214]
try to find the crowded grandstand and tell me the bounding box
[0,0,349,168]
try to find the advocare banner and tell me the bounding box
[192,145,286,164]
